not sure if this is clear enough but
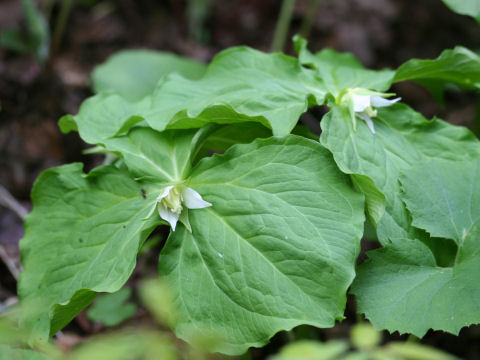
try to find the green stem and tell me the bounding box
[299,0,322,38]
[52,0,74,56]
[271,0,296,52]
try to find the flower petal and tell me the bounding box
[157,185,174,202]
[158,203,180,231]
[352,94,372,112]
[182,187,212,209]
[357,112,376,134]
[371,96,401,108]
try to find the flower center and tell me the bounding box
[162,186,183,214]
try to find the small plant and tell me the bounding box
[13,29,480,357]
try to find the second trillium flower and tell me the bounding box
[351,94,400,134]
[157,185,212,231]
[339,88,401,134]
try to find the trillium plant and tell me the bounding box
[18,34,480,355]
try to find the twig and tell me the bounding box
[0,184,28,220]
[271,0,296,52]
[0,246,21,281]
[0,184,27,280]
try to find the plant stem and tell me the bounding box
[299,0,322,38]
[271,0,296,52]
[51,0,74,56]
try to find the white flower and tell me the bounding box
[338,88,401,134]
[351,94,401,134]
[156,185,212,231]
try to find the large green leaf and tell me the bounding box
[442,0,480,23]
[293,36,395,97]
[352,238,479,337]
[320,103,480,244]
[19,164,161,342]
[350,142,480,336]
[394,47,480,102]
[92,50,207,101]
[142,47,326,136]
[352,219,480,336]
[102,126,215,183]
[59,94,149,145]
[401,159,480,244]
[62,47,325,144]
[158,136,365,354]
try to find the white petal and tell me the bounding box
[371,96,401,108]
[158,203,180,231]
[352,94,371,112]
[182,187,212,209]
[357,113,376,134]
[157,185,174,202]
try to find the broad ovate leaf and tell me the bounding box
[143,47,326,136]
[158,136,365,354]
[394,47,480,102]
[351,238,479,337]
[293,36,395,96]
[320,103,480,244]
[401,159,480,244]
[19,164,161,342]
[59,94,148,145]
[92,50,207,101]
[351,143,480,337]
[352,216,480,336]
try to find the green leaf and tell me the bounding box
[352,157,480,337]
[293,36,395,96]
[441,0,480,23]
[60,94,148,144]
[19,164,161,342]
[142,47,326,136]
[382,342,460,360]
[271,340,349,360]
[86,288,137,326]
[351,235,480,337]
[66,47,324,144]
[394,47,480,98]
[21,0,49,62]
[0,346,49,360]
[92,50,207,101]
[102,126,215,183]
[401,159,480,245]
[159,136,365,354]
[320,103,480,244]
[70,331,177,360]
